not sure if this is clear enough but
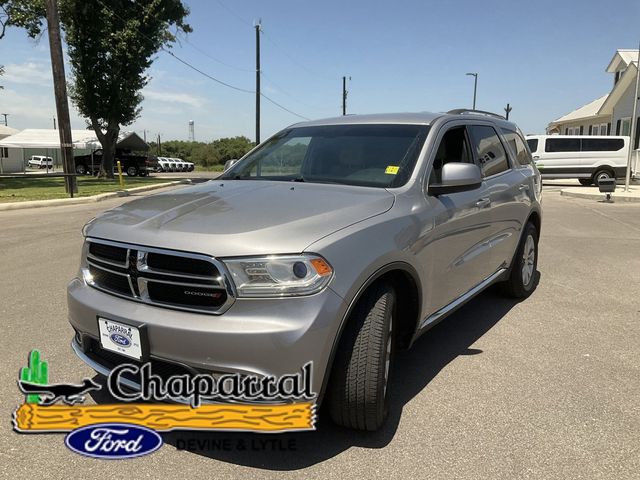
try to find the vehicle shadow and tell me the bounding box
[89,282,530,470]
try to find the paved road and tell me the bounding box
[1,186,639,479]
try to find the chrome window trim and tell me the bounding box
[84,237,237,315]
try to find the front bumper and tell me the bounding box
[67,278,347,399]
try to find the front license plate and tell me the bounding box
[98,318,143,360]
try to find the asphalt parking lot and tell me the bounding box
[1,184,639,479]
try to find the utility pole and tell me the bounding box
[157,134,161,156]
[45,0,77,195]
[624,43,640,192]
[255,20,261,145]
[466,72,478,110]
[504,103,512,120]
[342,76,347,115]
[0,113,8,126]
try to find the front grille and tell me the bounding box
[89,242,128,264]
[146,252,216,276]
[147,283,226,308]
[84,239,234,314]
[89,265,131,295]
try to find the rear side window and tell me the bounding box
[545,138,580,152]
[501,129,532,166]
[581,138,624,152]
[468,125,510,177]
[526,139,538,152]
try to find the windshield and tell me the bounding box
[222,124,429,188]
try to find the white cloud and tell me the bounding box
[143,89,206,108]
[2,62,52,87]
[0,88,86,130]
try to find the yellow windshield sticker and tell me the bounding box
[385,166,400,175]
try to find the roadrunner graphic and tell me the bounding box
[18,378,101,406]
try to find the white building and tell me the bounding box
[0,129,148,173]
[548,49,639,149]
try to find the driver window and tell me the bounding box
[429,126,470,184]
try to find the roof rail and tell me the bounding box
[447,109,506,120]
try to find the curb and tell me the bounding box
[560,188,640,203]
[0,180,191,212]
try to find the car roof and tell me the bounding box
[290,111,519,130]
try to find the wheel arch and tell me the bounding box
[318,261,422,404]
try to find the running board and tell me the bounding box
[418,268,507,331]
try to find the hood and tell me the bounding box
[85,180,395,257]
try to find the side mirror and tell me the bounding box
[428,162,482,196]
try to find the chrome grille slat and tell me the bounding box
[83,238,236,314]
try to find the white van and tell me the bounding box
[525,135,630,186]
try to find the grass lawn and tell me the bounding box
[0,176,170,203]
[196,165,225,172]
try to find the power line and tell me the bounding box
[162,48,254,93]
[261,29,335,82]
[182,36,254,73]
[261,93,309,120]
[213,0,336,83]
[214,0,254,28]
[94,0,310,120]
[261,70,329,111]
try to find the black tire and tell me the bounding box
[139,171,149,177]
[75,164,86,175]
[327,282,396,431]
[126,165,138,177]
[592,169,614,187]
[578,179,592,186]
[502,222,539,298]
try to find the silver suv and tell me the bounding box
[68,110,542,431]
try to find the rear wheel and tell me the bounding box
[578,179,592,186]
[126,165,138,177]
[502,222,539,298]
[327,282,396,431]
[592,169,614,187]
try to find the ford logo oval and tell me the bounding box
[110,333,131,347]
[65,423,163,459]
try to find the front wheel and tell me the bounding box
[327,282,395,431]
[502,222,539,298]
[126,166,138,177]
[578,179,592,186]
[75,164,86,175]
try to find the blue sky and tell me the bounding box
[0,0,638,141]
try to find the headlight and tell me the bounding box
[222,254,333,297]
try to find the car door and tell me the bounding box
[418,122,496,314]
[468,124,530,272]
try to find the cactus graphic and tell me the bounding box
[20,350,48,404]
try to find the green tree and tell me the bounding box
[0,0,190,178]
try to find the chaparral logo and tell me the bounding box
[13,349,316,460]
[65,423,163,459]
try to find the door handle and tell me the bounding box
[519,184,530,191]
[476,198,491,208]
[533,155,540,159]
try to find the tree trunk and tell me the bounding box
[99,132,116,179]
[91,120,119,179]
